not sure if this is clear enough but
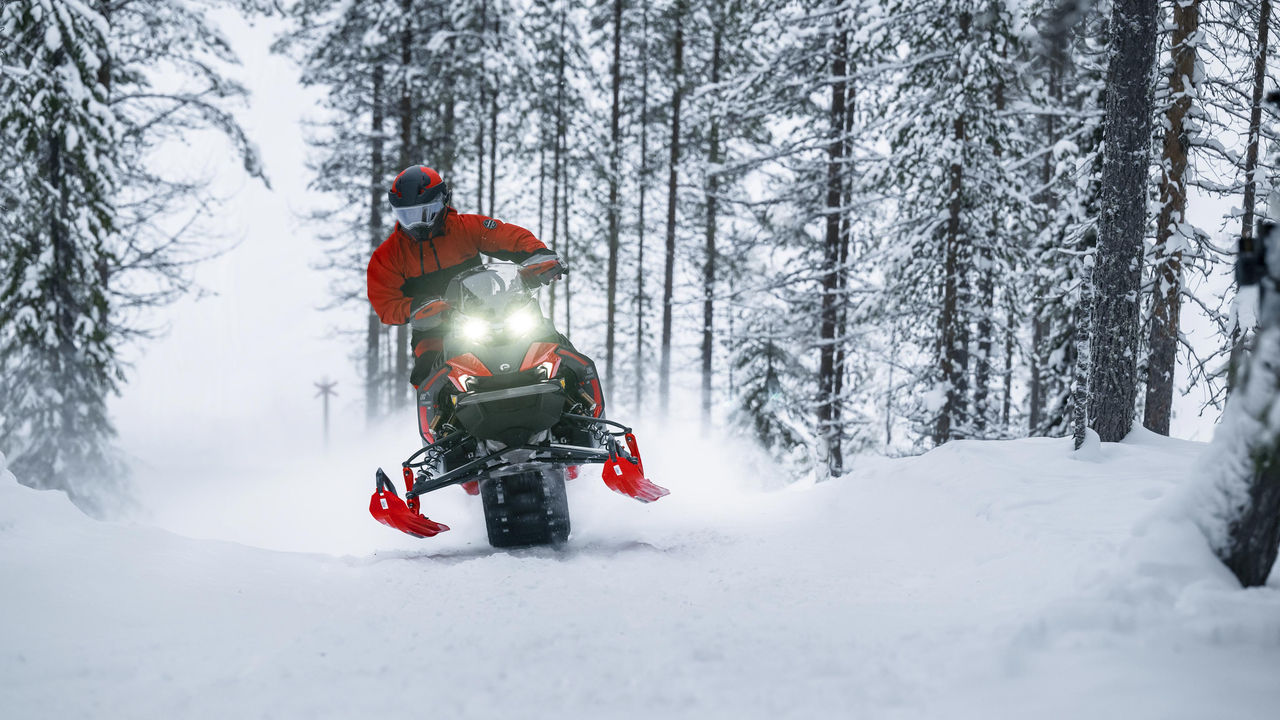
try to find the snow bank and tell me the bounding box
[2,431,1278,719]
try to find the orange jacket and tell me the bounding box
[367,209,549,325]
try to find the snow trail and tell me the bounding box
[2,429,1278,719]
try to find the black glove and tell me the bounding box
[409,297,450,332]
[519,252,568,285]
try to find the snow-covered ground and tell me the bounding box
[2,427,1278,719]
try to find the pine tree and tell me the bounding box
[1026,0,1107,438]
[0,0,265,509]
[850,1,1028,445]
[0,1,125,509]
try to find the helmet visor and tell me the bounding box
[393,200,446,230]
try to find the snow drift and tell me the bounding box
[1,433,1277,719]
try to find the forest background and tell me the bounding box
[1,0,1276,511]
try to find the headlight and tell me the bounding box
[505,308,538,336]
[461,317,489,341]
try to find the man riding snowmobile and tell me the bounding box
[365,164,668,546]
[367,165,569,388]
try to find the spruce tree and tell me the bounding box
[0,0,266,508]
[0,0,124,509]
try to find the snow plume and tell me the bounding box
[122,403,784,557]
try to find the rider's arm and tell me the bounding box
[367,239,411,324]
[464,214,556,261]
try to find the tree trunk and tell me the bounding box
[1002,304,1014,428]
[885,324,897,448]
[1144,0,1199,436]
[487,7,499,217]
[634,1,651,414]
[563,147,573,336]
[49,128,75,442]
[935,112,967,445]
[833,46,855,451]
[606,0,623,407]
[476,0,488,213]
[701,20,722,431]
[1240,0,1272,247]
[441,26,457,177]
[974,67,1005,437]
[395,0,414,410]
[537,137,546,238]
[934,10,975,446]
[1072,230,1097,449]
[1233,0,1272,377]
[488,94,498,217]
[476,103,485,211]
[548,7,567,324]
[1029,310,1045,431]
[368,63,385,423]
[818,19,847,473]
[1088,0,1158,442]
[1030,52,1062,435]
[659,4,684,419]
[973,261,994,435]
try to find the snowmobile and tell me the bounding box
[368,262,669,548]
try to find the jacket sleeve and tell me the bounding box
[367,240,411,325]
[469,215,553,262]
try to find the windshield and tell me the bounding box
[446,263,536,320]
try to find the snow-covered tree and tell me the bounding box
[0,0,125,509]
[0,0,264,509]
[1025,0,1107,439]
[854,1,1031,444]
[1192,168,1280,587]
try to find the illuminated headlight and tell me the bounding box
[506,308,538,336]
[536,361,556,380]
[461,317,489,341]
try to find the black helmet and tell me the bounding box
[388,165,452,241]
